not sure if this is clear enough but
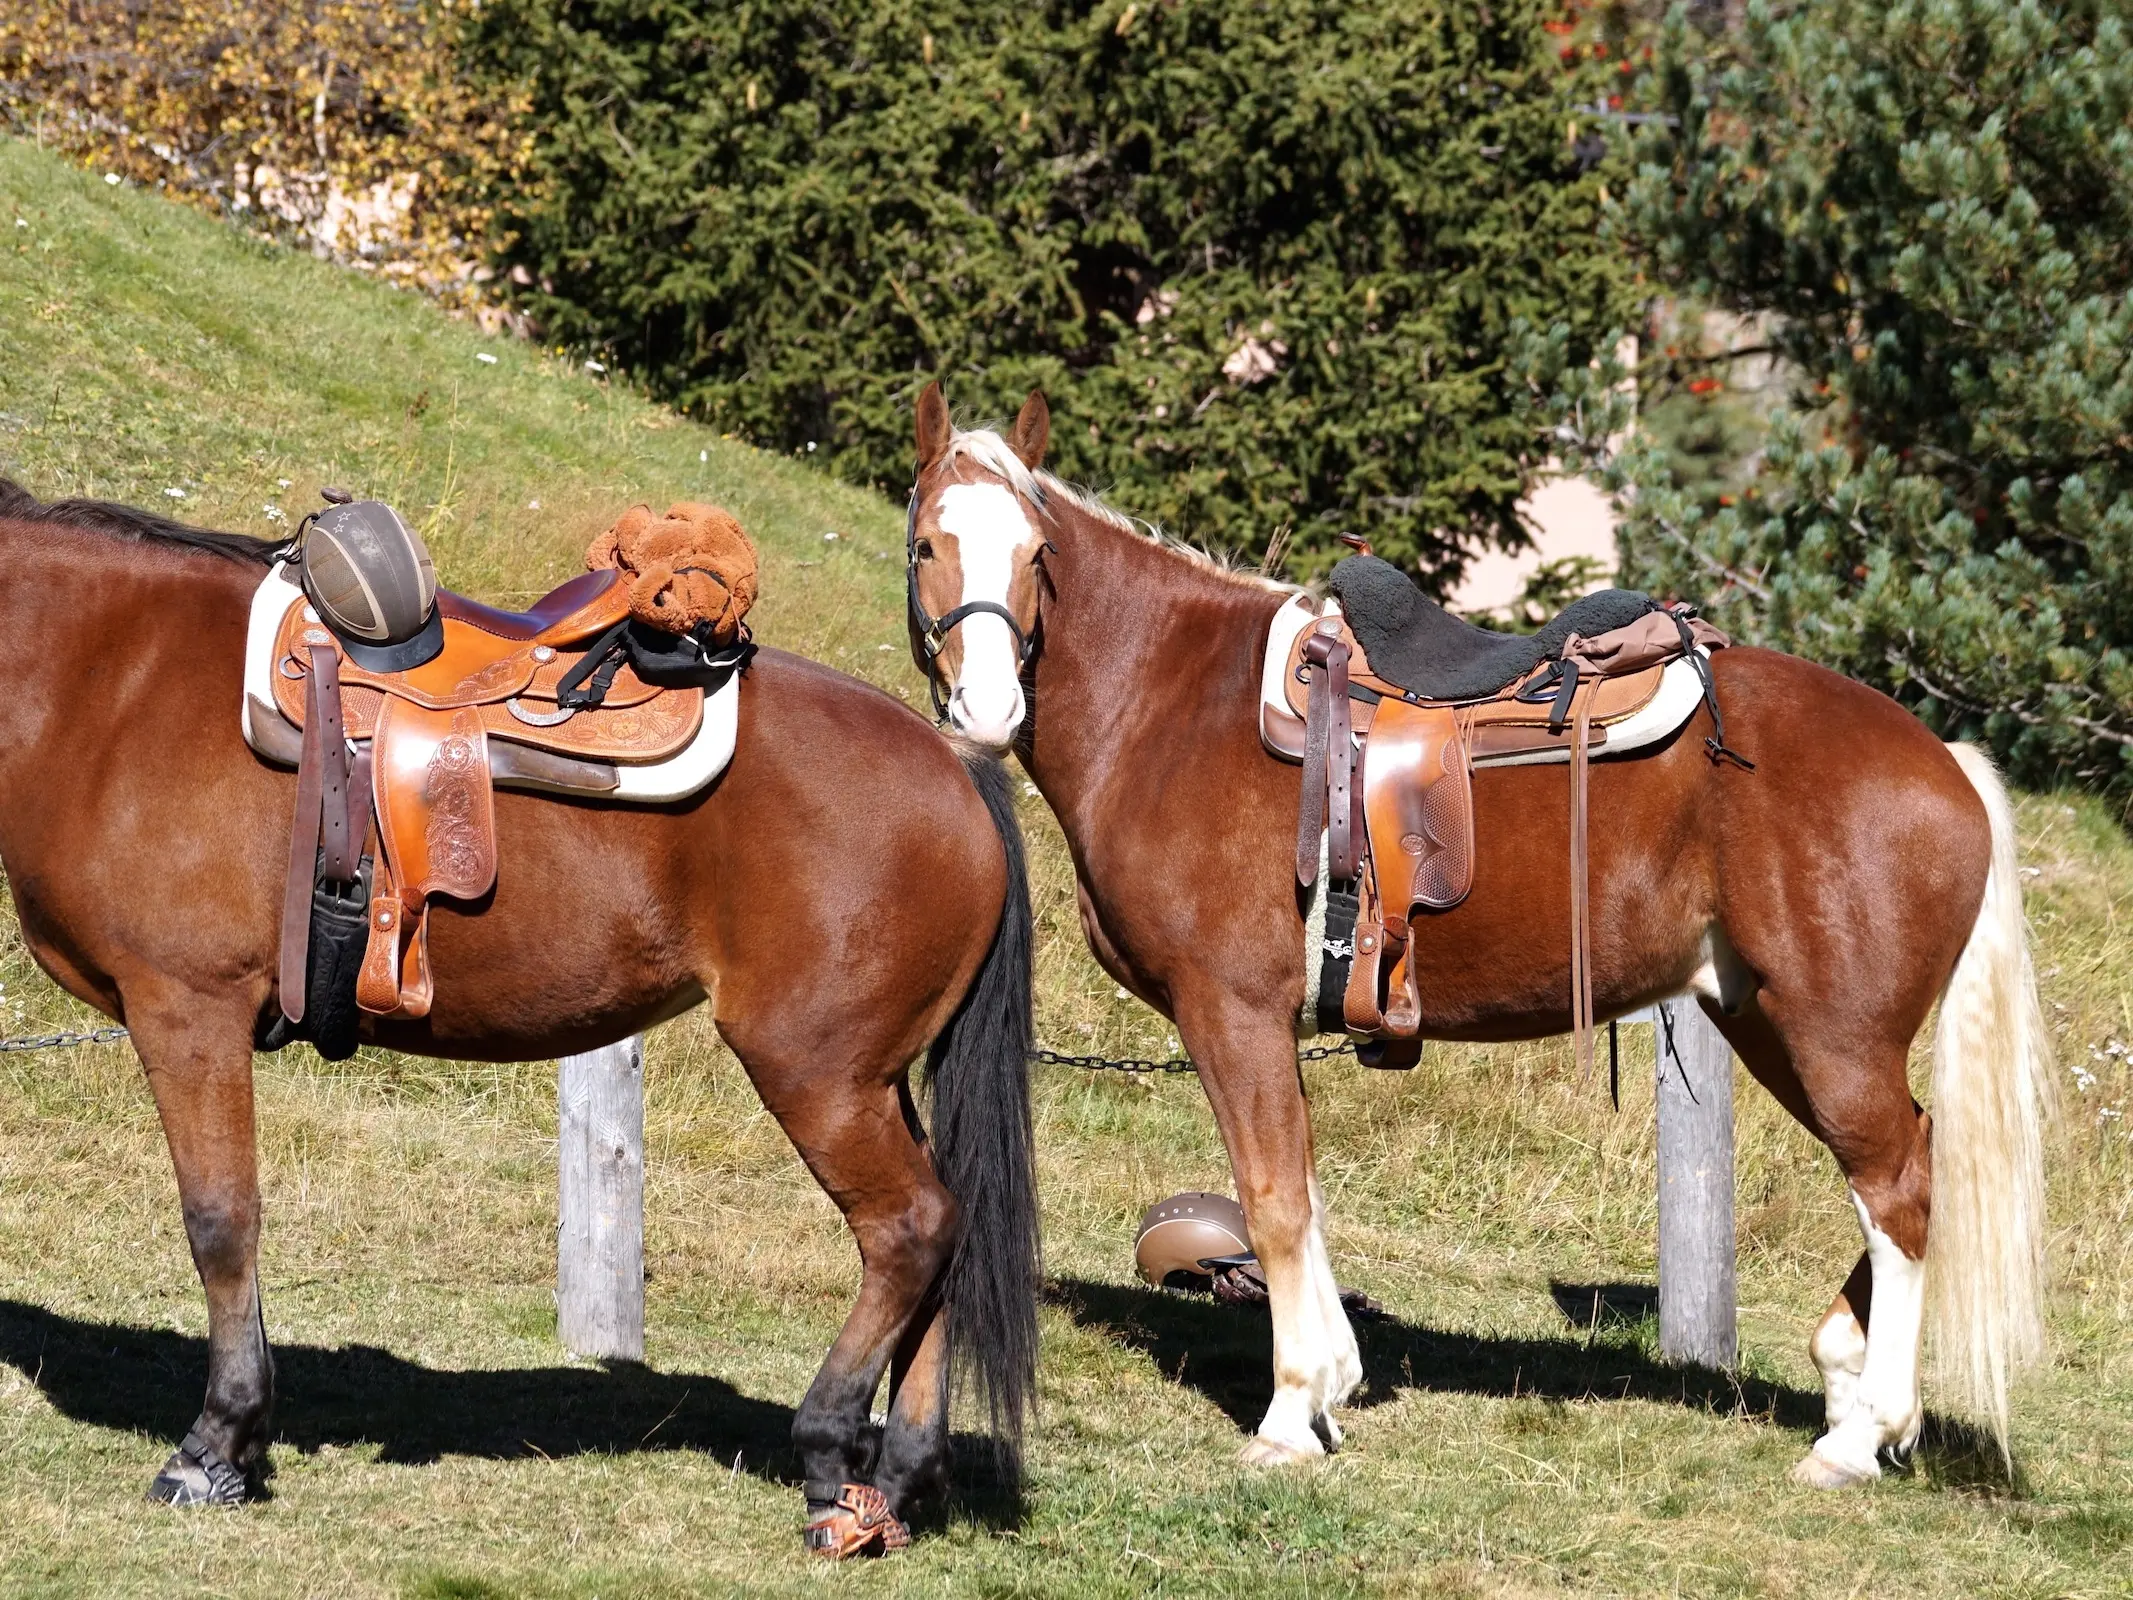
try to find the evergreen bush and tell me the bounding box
[1604,1,2133,799]
[463,0,1631,585]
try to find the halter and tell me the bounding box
[904,487,1044,720]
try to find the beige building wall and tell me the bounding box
[1448,473,1619,615]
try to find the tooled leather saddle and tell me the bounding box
[1265,553,1738,1072]
[248,508,755,1056]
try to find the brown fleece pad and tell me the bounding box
[586,501,759,642]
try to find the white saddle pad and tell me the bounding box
[240,564,738,802]
[1258,592,1706,769]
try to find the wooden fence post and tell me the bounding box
[1655,999,1737,1370]
[557,1036,645,1362]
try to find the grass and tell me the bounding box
[3,135,2133,1596]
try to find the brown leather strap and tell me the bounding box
[1327,648,1358,883]
[357,846,405,1017]
[1569,684,1596,1079]
[311,648,357,882]
[1298,626,1356,885]
[279,643,347,1025]
[1343,869,1388,1034]
[1296,634,1332,886]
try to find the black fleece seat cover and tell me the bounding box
[1327,555,1658,702]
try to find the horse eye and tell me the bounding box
[914,538,935,560]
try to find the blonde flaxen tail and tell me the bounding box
[1928,743,2050,1461]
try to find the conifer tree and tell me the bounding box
[1603,1,2133,800]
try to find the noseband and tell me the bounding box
[905,489,1044,720]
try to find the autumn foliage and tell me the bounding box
[0,1,525,302]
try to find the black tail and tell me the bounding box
[925,754,1039,1482]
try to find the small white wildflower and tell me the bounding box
[276,477,293,489]
[1024,783,1038,797]
[584,359,606,374]
[823,530,839,541]
[527,499,542,511]
[104,173,122,186]
[876,644,893,652]
[164,487,185,499]
[263,504,286,523]
[806,441,818,452]
[13,218,24,229]
[475,351,498,365]
[699,449,708,462]
[1115,987,1130,1000]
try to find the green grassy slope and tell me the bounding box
[3,137,2133,1597]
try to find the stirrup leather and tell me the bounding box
[802,1481,911,1558]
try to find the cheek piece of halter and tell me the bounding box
[904,491,1050,721]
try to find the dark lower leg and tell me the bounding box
[875,1299,951,1514]
[774,1089,958,1505]
[130,999,275,1502]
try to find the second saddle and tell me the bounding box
[254,495,757,1050]
[1269,554,1737,1071]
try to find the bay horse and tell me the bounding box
[0,478,1038,1550]
[903,384,2049,1487]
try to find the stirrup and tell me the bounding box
[802,1481,911,1558]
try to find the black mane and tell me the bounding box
[0,475,280,567]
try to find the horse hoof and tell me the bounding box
[1239,1431,1323,1468]
[1788,1448,1877,1490]
[147,1447,250,1506]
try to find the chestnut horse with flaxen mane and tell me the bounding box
[0,478,1037,1554]
[904,384,2049,1487]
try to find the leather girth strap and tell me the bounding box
[1296,623,1359,886]
[280,643,367,1025]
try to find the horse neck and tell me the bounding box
[0,523,252,775]
[1023,502,1288,828]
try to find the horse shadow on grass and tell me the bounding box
[0,1299,1021,1525]
[1050,1275,1818,1433]
[1049,1276,2012,1489]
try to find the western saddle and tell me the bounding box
[1275,552,1738,1072]
[259,497,755,1056]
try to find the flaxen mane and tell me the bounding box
[942,428,1296,595]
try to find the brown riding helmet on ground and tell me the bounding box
[1133,1192,1254,1288]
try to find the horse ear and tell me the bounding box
[916,381,952,470]
[1011,390,1050,470]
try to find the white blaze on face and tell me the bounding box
[935,480,1035,747]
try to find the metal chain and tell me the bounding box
[0,1025,1350,1070]
[1030,1040,1354,1075]
[0,1026,130,1053]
